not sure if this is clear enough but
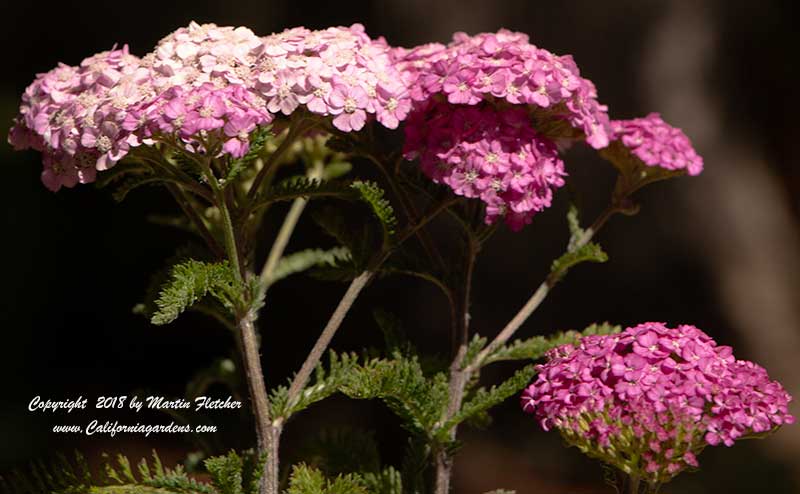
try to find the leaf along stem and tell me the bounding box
[465,204,619,374]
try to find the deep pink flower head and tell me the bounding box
[404,101,565,231]
[393,29,612,149]
[610,113,703,176]
[521,322,794,484]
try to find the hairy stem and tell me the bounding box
[435,234,478,494]
[208,164,275,494]
[282,271,373,415]
[259,159,326,290]
[465,205,618,373]
[238,310,272,448]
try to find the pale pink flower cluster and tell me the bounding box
[147,22,410,131]
[250,24,411,131]
[404,101,565,230]
[8,46,148,190]
[521,322,794,483]
[611,113,704,175]
[393,29,612,149]
[9,22,410,191]
[135,83,271,158]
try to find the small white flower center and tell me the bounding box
[96,135,113,153]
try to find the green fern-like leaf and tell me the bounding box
[483,323,622,366]
[550,242,608,280]
[133,244,213,320]
[1,450,217,494]
[286,465,367,494]
[252,178,354,211]
[340,355,449,436]
[550,203,608,279]
[205,451,244,494]
[150,260,238,325]
[442,365,536,434]
[360,467,402,494]
[270,351,360,419]
[266,247,352,287]
[103,451,216,494]
[224,126,272,186]
[400,437,430,494]
[350,181,398,236]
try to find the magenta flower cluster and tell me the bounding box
[611,113,704,176]
[521,322,794,483]
[394,29,618,229]
[8,22,409,191]
[394,29,611,149]
[404,101,565,230]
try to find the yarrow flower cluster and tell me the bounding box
[8,23,704,235]
[404,101,565,230]
[521,322,794,484]
[610,113,704,176]
[8,22,410,191]
[8,46,147,190]
[393,29,612,149]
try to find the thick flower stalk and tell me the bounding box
[521,322,794,489]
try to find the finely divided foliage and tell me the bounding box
[7,18,790,494]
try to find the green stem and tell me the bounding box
[258,159,326,291]
[205,162,275,494]
[435,232,478,494]
[465,204,619,373]
[281,271,374,416]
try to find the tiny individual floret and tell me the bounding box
[521,322,794,487]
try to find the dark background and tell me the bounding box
[1,1,799,493]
